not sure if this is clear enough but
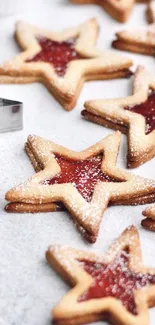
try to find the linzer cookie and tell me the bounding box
[141,205,155,231]
[0,20,132,111]
[46,226,155,325]
[70,0,148,23]
[5,132,155,243]
[112,23,155,55]
[82,66,155,168]
[147,0,155,23]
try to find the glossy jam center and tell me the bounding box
[43,154,117,202]
[26,36,85,76]
[78,251,155,315]
[124,91,155,134]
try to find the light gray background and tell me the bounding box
[0,2,155,325]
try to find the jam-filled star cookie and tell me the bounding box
[141,205,155,231]
[0,19,132,111]
[46,225,155,325]
[112,22,155,55]
[70,0,148,23]
[5,132,155,243]
[82,66,155,168]
[147,0,155,23]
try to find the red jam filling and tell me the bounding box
[124,91,155,134]
[26,36,85,76]
[78,251,155,315]
[43,154,117,202]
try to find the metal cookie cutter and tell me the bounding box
[0,98,23,133]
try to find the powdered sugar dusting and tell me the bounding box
[78,249,155,314]
[1,6,155,325]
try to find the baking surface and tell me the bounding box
[0,2,155,325]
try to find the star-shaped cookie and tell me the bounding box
[0,19,132,111]
[5,132,155,242]
[70,0,148,22]
[82,65,155,168]
[142,205,155,231]
[46,225,155,325]
[112,22,155,55]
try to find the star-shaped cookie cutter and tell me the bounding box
[0,97,23,132]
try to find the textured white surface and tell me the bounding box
[0,2,155,325]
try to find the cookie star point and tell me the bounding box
[147,0,155,23]
[112,22,155,56]
[70,0,139,22]
[141,205,155,232]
